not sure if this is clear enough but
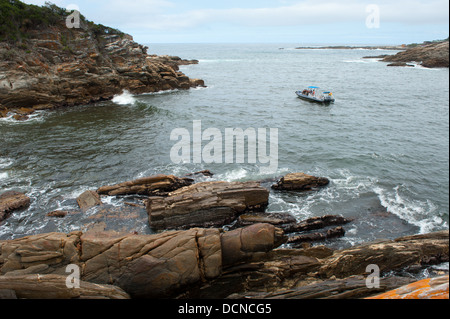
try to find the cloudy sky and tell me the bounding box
[23,0,449,44]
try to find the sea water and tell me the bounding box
[0,43,448,249]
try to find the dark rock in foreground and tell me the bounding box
[0,191,31,223]
[0,226,447,299]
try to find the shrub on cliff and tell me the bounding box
[0,0,123,43]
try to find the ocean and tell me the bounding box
[0,43,449,252]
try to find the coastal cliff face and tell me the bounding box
[382,40,449,68]
[0,1,204,118]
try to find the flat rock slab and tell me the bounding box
[0,274,130,299]
[272,173,330,191]
[0,191,31,223]
[146,181,270,230]
[97,174,193,196]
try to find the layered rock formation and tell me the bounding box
[0,2,204,119]
[0,222,447,299]
[97,174,194,196]
[0,223,285,298]
[147,181,270,230]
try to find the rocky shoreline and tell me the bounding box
[1,171,448,299]
[0,2,204,120]
[363,39,449,68]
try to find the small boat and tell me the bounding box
[296,86,335,104]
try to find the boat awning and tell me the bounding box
[308,86,320,89]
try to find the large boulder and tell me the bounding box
[272,173,330,191]
[146,181,270,230]
[97,175,193,196]
[0,191,31,223]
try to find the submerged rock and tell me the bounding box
[0,191,31,223]
[146,181,270,230]
[76,190,102,211]
[272,173,330,191]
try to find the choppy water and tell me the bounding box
[1,43,449,250]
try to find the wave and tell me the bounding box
[374,185,447,234]
[112,90,137,105]
[0,110,47,124]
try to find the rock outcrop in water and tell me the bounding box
[146,181,270,231]
[0,191,31,223]
[97,174,194,197]
[381,39,449,68]
[272,173,330,191]
[0,1,205,119]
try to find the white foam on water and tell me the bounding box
[140,89,179,96]
[374,185,447,234]
[112,90,137,105]
[0,110,47,124]
[343,59,380,63]
[214,168,250,182]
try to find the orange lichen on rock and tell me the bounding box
[367,275,449,299]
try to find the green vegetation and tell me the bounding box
[0,0,124,43]
[0,0,66,42]
[406,37,449,48]
[88,21,125,38]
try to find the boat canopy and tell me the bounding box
[308,86,320,89]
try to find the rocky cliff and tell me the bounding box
[0,1,204,119]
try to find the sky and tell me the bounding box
[22,0,449,45]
